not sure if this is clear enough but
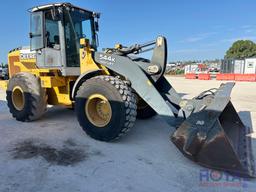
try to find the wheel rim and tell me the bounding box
[85,94,112,127]
[12,86,25,111]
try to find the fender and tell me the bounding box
[71,69,103,100]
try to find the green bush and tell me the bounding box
[165,69,184,75]
[175,69,184,75]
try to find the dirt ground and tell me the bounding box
[0,76,255,192]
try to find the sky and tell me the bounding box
[0,0,256,63]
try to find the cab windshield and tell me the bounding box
[64,8,96,67]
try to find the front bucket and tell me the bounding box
[171,83,255,178]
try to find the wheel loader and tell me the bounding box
[0,3,254,177]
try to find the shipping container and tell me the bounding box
[234,60,245,74]
[221,59,235,73]
[244,58,256,74]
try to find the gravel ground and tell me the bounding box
[0,76,255,192]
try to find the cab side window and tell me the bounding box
[45,11,60,49]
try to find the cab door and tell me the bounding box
[30,11,62,68]
[30,12,44,51]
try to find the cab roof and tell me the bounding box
[28,2,94,14]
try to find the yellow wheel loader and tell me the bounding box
[0,3,255,177]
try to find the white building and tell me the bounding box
[244,58,256,74]
[234,60,245,74]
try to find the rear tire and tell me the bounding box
[75,76,137,141]
[6,72,47,122]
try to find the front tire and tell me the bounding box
[75,76,137,141]
[6,72,47,122]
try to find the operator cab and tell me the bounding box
[29,3,100,76]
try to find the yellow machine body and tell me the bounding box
[1,40,107,107]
